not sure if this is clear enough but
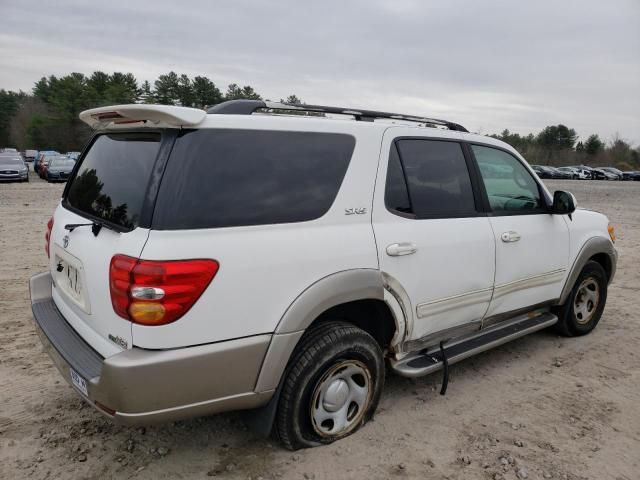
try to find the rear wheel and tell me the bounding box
[554,261,607,336]
[275,321,384,450]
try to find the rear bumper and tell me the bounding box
[30,272,273,424]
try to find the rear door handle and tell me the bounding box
[501,231,521,243]
[386,242,417,256]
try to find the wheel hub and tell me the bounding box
[310,360,372,438]
[322,379,349,412]
[573,277,600,325]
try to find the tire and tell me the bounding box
[553,261,607,336]
[275,321,384,450]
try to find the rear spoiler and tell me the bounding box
[79,104,207,129]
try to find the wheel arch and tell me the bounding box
[558,236,617,305]
[254,269,401,394]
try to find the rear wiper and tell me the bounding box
[64,222,103,237]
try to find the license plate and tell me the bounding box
[65,263,82,298]
[70,368,88,396]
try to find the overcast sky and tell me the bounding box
[1,0,639,143]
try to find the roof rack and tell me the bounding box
[206,100,468,132]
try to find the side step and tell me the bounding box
[391,312,558,378]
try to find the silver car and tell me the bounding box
[0,155,29,182]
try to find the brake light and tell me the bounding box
[45,217,54,258]
[109,255,219,326]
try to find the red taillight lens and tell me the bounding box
[109,255,219,326]
[45,217,54,258]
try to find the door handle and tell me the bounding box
[386,242,417,256]
[501,231,521,243]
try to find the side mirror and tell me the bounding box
[551,190,576,217]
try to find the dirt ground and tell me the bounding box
[1,172,638,480]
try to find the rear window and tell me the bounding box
[50,157,75,167]
[152,129,355,229]
[65,133,161,230]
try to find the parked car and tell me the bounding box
[622,171,640,181]
[38,153,63,179]
[556,166,590,180]
[24,149,39,163]
[591,168,619,181]
[599,167,623,180]
[65,151,81,160]
[569,166,592,179]
[0,155,29,182]
[531,165,554,178]
[31,101,617,450]
[531,165,569,179]
[1,147,18,153]
[46,156,76,182]
[34,151,59,175]
[547,166,573,179]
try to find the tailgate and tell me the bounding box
[49,206,150,357]
[48,131,163,357]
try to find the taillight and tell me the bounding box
[109,255,219,326]
[45,217,54,258]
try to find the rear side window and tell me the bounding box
[391,139,476,218]
[384,144,413,216]
[152,129,355,229]
[65,133,161,230]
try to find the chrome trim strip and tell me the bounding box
[493,269,565,299]
[416,287,493,319]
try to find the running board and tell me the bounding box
[391,312,558,378]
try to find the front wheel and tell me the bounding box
[554,261,607,336]
[275,321,384,450]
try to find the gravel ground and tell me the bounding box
[1,173,639,480]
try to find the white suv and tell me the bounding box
[31,100,617,450]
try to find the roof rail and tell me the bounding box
[206,100,468,132]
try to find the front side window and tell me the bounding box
[472,145,545,214]
[388,139,476,218]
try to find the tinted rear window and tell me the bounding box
[152,129,355,229]
[65,133,161,230]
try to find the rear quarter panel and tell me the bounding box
[133,120,384,349]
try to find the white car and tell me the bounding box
[31,101,617,450]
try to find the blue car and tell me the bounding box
[46,156,76,182]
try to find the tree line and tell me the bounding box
[1,71,638,170]
[490,126,639,171]
[0,71,302,152]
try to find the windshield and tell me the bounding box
[65,132,161,230]
[50,157,75,168]
[0,158,24,166]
